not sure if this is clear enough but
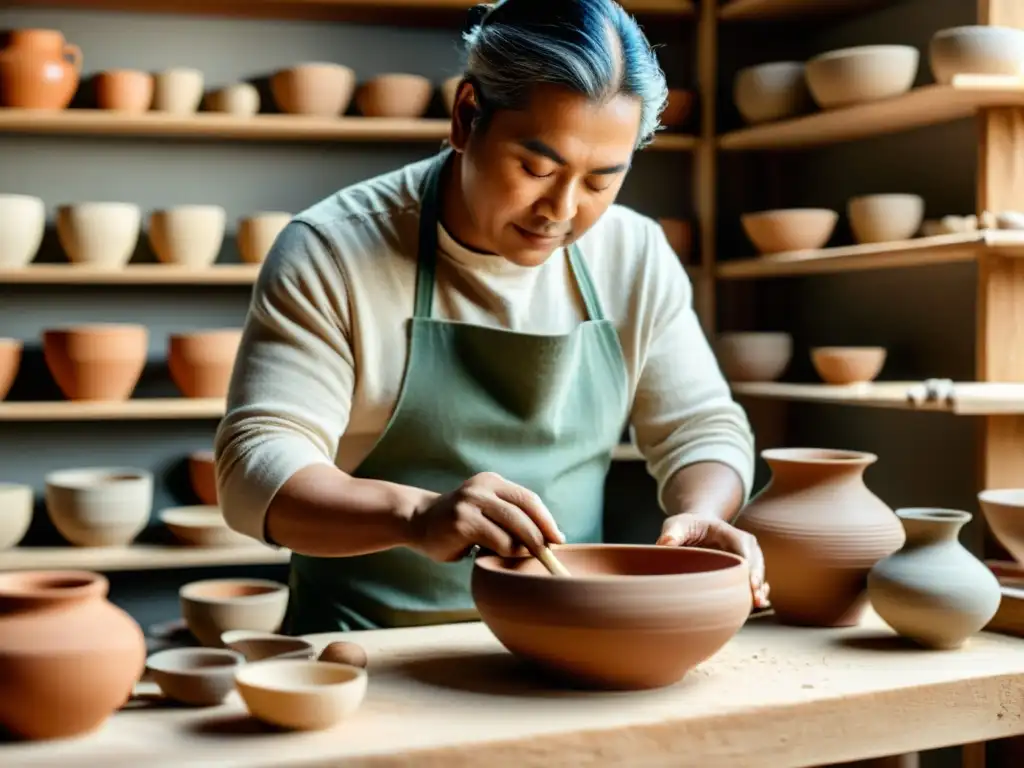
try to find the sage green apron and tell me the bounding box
[285,148,630,633]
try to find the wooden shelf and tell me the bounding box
[0,109,698,151]
[716,230,1024,280]
[718,0,893,21]
[718,80,1024,151]
[0,543,290,572]
[0,398,224,421]
[0,264,262,285]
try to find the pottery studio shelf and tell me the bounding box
[717,0,895,21]
[716,230,1024,280]
[0,543,291,572]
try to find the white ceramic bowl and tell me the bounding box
[847,194,925,244]
[148,205,226,267]
[734,61,812,124]
[930,25,1024,85]
[234,659,368,731]
[0,194,44,267]
[146,647,245,706]
[44,467,153,547]
[805,45,919,109]
[741,208,839,254]
[56,202,141,268]
[0,483,33,550]
[714,332,793,382]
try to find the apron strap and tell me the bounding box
[567,243,606,323]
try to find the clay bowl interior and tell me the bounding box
[355,73,433,118]
[810,346,887,385]
[713,331,792,382]
[44,467,153,547]
[0,337,23,400]
[847,193,925,245]
[471,544,752,690]
[223,632,316,662]
[146,647,244,706]
[158,505,253,548]
[804,44,919,110]
[740,208,838,254]
[929,25,1024,85]
[978,489,1024,564]
[56,202,142,267]
[0,482,33,549]
[269,62,356,116]
[187,449,217,505]
[179,578,289,647]
[733,60,811,125]
[0,193,45,267]
[234,659,368,731]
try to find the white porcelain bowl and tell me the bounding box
[805,45,919,109]
[56,202,141,268]
[148,205,226,267]
[929,25,1024,85]
[0,194,44,267]
[44,467,153,547]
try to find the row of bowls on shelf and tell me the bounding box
[0,325,241,402]
[714,333,886,385]
[0,193,290,269]
[733,24,1024,125]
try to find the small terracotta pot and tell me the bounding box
[45,467,153,547]
[810,346,887,385]
[179,578,289,647]
[188,449,217,504]
[270,63,355,117]
[355,73,433,118]
[0,337,23,400]
[237,212,291,264]
[0,193,45,267]
[167,328,242,398]
[94,69,153,112]
[0,483,32,549]
[42,323,148,401]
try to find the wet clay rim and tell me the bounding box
[0,569,108,598]
[760,447,878,465]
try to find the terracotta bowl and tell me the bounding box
[0,193,45,267]
[441,75,462,115]
[148,205,226,268]
[0,337,23,400]
[56,202,141,268]
[167,328,243,399]
[660,88,694,129]
[0,483,33,550]
[733,61,812,125]
[810,346,887,385]
[44,467,153,547]
[234,659,368,731]
[471,544,751,690]
[237,212,291,264]
[978,489,1024,563]
[146,647,245,706]
[355,73,433,118]
[159,505,253,548]
[95,69,153,112]
[180,578,289,647]
[847,194,924,244]
[270,63,356,117]
[713,332,792,382]
[741,208,838,254]
[42,323,148,401]
[222,631,316,662]
[188,449,217,505]
[929,25,1024,85]
[657,218,692,262]
[805,45,919,110]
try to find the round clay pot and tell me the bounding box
[148,205,226,267]
[657,218,692,262]
[740,208,838,254]
[42,323,148,401]
[0,482,33,549]
[56,202,142,268]
[441,75,462,116]
[204,82,260,116]
[0,570,146,740]
[179,578,290,647]
[977,488,1024,563]
[94,69,153,112]
[810,346,886,385]
[0,193,45,267]
[733,61,812,125]
[0,28,82,109]
[355,73,432,118]
[270,63,356,117]
[45,467,153,547]
[237,211,291,264]
[734,448,905,627]
[805,45,919,110]
[847,193,924,244]
[0,337,23,400]
[660,88,694,129]
[713,332,792,382]
[188,449,217,504]
[167,328,242,398]
[929,25,1024,86]
[867,508,1001,650]
[471,544,751,690]
[152,67,204,113]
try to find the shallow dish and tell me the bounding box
[146,647,244,706]
[158,505,252,548]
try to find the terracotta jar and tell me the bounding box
[167,328,242,398]
[0,570,146,740]
[42,323,148,401]
[734,448,905,627]
[0,28,83,109]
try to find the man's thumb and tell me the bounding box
[657,515,703,546]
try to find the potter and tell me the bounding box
[215,0,765,634]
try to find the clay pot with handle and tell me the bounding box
[0,28,83,109]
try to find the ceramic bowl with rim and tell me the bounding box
[270,63,356,116]
[713,332,792,383]
[146,647,244,706]
[147,205,226,267]
[741,208,839,254]
[929,25,1024,85]
[805,45,919,109]
[0,193,44,267]
[355,73,433,118]
[221,630,317,662]
[847,193,925,244]
[733,60,812,125]
[810,346,887,385]
[44,467,153,547]
[0,483,33,550]
[167,328,243,399]
[41,323,148,402]
[158,505,254,548]
[977,489,1024,563]
[472,544,752,690]
[56,202,141,268]
[179,578,289,647]
[235,659,368,731]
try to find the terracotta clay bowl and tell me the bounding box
[44,467,153,547]
[713,332,792,382]
[0,337,23,401]
[805,45,919,110]
[0,483,33,550]
[159,505,253,548]
[236,211,291,264]
[810,346,886,385]
[0,193,44,267]
[741,208,838,254]
[733,60,812,125]
[221,631,316,662]
[56,202,141,268]
[167,328,243,399]
[234,659,368,731]
[95,69,153,112]
[929,25,1024,86]
[270,62,356,117]
[187,449,217,504]
[180,578,289,647]
[471,544,751,690]
[355,73,433,118]
[978,489,1024,564]
[146,647,244,706]
[42,323,148,402]
[847,193,924,244]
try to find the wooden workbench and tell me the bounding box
[3,610,1024,767]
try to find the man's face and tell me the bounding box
[449,83,641,267]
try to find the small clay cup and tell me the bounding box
[0,483,33,549]
[146,647,244,706]
[234,659,368,731]
[95,69,153,112]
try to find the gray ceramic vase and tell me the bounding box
[867,508,1001,650]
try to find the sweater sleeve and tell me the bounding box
[214,220,355,544]
[628,219,756,511]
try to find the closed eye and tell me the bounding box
[521,162,554,179]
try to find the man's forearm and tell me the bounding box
[661,460,746,522]
[264,464,438,557]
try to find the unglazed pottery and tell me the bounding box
[734,448,904,627]
[810,346,887,385]
[237,212,291,264]
[234,659,368,731]
[848,194,925,244]
[42,323,148,401]
[159,505,253,547]
[319,641,368,668]
[741,208,838,254]
[929,25,1024,85]
[167,328,243,398]
[713,332,792,382]
[805,45,919,109]
[868,508,1001,649]
[0,337,23,400]
[188,449,217,504]
[148,205,226,267]
[0,28,82,109]
[56,202,142,267]
[0,570,145,740]
[441,75,462,115]
[45,467,153,547]
[179,578,289,647]
[733,61,812,124]
[94,69,153,112]
[978,488,1024,563]
[146,647,244,706]
[355,73,432,118]
[224,633,316,662]
[660,88,695,129]
[152,67,204,113]
[270,63,356,116]
[0,193,45,267]
[0,482,33,549]
[657,217,692,262]
[204,82,260,116]
[472,544,751,690]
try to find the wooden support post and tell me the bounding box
[694,0,717,334]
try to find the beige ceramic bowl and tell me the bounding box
[978,489,1024,563]
[741,208,838,254]
[180,578,289,647]
[148,205,226,267]
[167,328,243,399]
[0,193,44,267]
[221,631,317,662]
[204,82,260,116]
[0,483,33,550]
[713,332,792,383]
[0,337,22,401]
[848,193,925,244]
[810,346,887,385]
[733,61,812,125]
[270,63,356,117]
[147,647,245,706]
[56,202,141,268]
[237,212,291,264]
[929,25,1024,85]
[44,467,153,547]
[805,45,919,109]
[152,67,204,114]
[355,73,433,118]
[159,505,253,548]
[188,449,217,505]
[235,659,368,731]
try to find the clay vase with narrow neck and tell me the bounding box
[0,570,146,740]
[0,28,83,109]
[867,508,1001,649]
[734,448,905,627]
